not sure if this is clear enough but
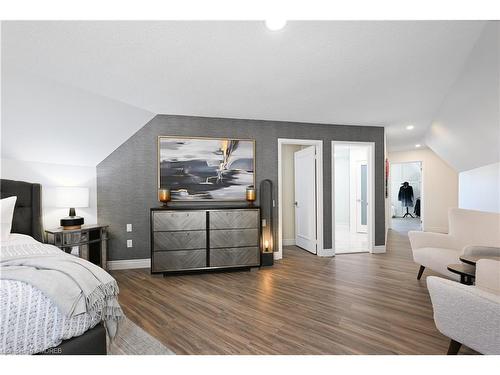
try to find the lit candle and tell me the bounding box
[246,187,256,204]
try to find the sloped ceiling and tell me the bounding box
[426,22,500,172]
[1,70,154,166]
[1,21,490,167]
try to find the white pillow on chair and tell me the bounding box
[1,196,17,241]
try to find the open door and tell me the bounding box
[356,161,368,233]
[294,146,317,253]
[333,142,373,254]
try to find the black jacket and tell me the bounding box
[398,185,414,207]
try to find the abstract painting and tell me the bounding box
[158,136,255,201]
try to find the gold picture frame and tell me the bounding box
[157,135,256,202]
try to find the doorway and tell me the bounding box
[332,142,375,254]
[390,161,423,232]
[277,139,324,260]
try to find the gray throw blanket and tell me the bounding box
[1,252,123,338]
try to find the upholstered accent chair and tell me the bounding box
[427,259,500,354]
[408,208,500,280]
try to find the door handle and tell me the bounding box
[294,201,298,207]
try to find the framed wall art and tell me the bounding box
[158,136,255,201]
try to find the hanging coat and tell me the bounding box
[398,185,414,207]
[414,198,421,217]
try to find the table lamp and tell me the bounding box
[56,187,89,229]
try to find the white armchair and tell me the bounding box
[427,259,500,354]
[408,208,500,280]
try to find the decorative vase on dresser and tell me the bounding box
[150,206,261,274]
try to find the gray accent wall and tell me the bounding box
[97,114,385,261]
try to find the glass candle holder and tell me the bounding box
[246,186,256,205]
[158,188,171,206]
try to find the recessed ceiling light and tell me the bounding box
[415,144,422,148]
[265,19,287,31]
[406,125,415,130]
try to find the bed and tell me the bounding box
[0,179,117,355]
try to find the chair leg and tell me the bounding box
[417,265,425,280]
[447,339,462,355]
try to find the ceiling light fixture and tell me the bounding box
[406,125,414,130]
[265,19,287,31]
[415,144,422,148]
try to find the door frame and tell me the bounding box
[388,160,424,230]
[277,138,324,260]
[331,141,375,254]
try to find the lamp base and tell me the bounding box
[260,252,274,267]
[60,216,84,230]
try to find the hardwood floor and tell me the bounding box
[111,228,476,354]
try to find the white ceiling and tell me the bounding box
[1,21,488,166]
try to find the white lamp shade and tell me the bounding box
[55,187,89,208]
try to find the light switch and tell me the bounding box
[126,224,132,232]
[127,240,133,248]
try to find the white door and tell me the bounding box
[294,146,317,253]
[356,161,368,233]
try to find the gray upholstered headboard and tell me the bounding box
[0,179,44,242]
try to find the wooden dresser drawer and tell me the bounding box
[153,211,205,231]
[152,249,206,272]
[210,228,259,249]
[210,247,260,267]
[209,210,259,230]
[153,231,206,251]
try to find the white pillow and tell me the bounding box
[1,196,17,241]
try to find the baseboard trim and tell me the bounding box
[282,239,296,246]
[318,248,335,257]
[107,258,151,270]
[372,245,386,254]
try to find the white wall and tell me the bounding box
[426,22,499,172]
[334,145,350,225]
[389,148,458,233]
[1,158,97,230]
[282,145,303,243]
[459,162,500,213]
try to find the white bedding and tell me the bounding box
[0,234,99,354]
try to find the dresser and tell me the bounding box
[150,207,260,274]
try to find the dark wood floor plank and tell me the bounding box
[111,227,477,354]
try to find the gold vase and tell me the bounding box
[158,189,171,206]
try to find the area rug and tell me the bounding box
[108,317,175,355]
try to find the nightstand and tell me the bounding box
[45,224,108,270]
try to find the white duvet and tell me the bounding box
[0,234,99,354]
